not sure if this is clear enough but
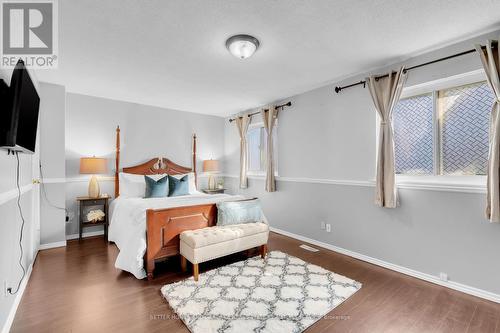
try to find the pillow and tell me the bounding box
[171,172,197,194]
[168,175,190,197]
[216,198,262,226]
[144,175,169,198]
[119,172,167,198]
[119,172,146,198]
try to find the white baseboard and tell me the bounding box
[39,240,67,250]
[66,230,104,240]
[270,227,500,304]
[38,230,106,249]
[1,262,34,333]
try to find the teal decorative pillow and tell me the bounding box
[216,199,262,226]
[144,175,169,198]
[168,175,189,197]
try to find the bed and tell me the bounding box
[109,127,243,279]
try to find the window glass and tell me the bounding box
[440,82,493,175]
[247,127,262,172]
[393,93,434,175]
[392,80,494,176]
[246,124,278,174]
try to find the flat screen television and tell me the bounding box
[0,60,40,154]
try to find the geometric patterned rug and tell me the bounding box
[161,251,361,333]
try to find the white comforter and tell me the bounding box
[108,193,243,279]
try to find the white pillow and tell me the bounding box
[119,172,166,198]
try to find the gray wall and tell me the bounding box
[64,93,226,236]
[0,70,38,331]
[39,82,67,245]
[224,30,500,295]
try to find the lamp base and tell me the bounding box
[88,175,100,198]
[208,175,216,190]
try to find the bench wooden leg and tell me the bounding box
[146,258,155,281]
[180,256,187,272]
[193,263,199,282]
[260,244,268,259]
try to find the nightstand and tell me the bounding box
[202,188,226,194]
[77,196,109,241]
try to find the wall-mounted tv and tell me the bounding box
[0,60,40,154]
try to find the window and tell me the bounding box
[247,122,277,175]
[393,81,494,176]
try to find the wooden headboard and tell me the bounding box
[114,126,197,197]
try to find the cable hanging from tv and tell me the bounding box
[8,152,26,295]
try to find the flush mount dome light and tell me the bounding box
[226,34,260,59]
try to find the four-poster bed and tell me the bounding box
[113,126,221,280]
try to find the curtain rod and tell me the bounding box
[334,43,497,94]
[228,101,292,122]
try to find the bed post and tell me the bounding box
[115,126,120,198]
[192,133,197,188]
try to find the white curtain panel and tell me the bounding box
[367,67,407,208]
[261,106,279,192]
[235,116,251,189]
[476,40,500,222]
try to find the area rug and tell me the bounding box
[161,251,361,333]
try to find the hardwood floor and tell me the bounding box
[11,232,500,332]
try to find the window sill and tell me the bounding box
[395,175,486,193]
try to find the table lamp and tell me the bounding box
[80,157,107,198]
[203,159,219,190]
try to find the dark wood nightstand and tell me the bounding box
[202,188,226,194]
[77,196,109,241]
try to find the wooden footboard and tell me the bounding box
[145,203,217,280]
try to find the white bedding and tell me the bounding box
[108,193,244,279]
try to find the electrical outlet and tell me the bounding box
[326,224,331,233]
[439,272,448,282]
[320,221,326,230]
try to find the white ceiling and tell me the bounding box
[37,0,500,117]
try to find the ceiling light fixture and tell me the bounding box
[225,34,260,59]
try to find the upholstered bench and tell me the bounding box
[179,222,269,281]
